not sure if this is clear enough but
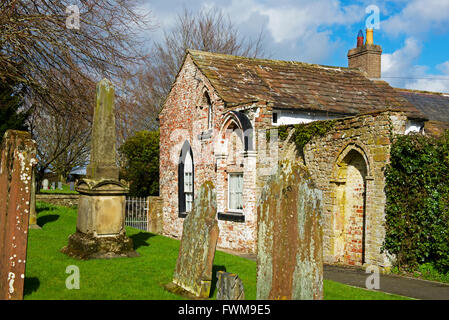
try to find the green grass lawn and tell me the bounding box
[24,202,411,300]
[39,183,78,194]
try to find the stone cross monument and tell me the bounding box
[62,79,136,260]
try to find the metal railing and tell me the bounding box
[125,197,148,231]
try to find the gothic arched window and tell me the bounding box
[178,141,194,217]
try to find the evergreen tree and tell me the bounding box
[0,81,29,138]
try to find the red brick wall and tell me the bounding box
[159,56,260,253]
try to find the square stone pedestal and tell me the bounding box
[61,179,138,260]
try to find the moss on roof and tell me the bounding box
[187,50,426,119]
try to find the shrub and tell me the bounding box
[119,130,159,197]
[383,132,449,273]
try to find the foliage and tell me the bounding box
[390,263,449,285]
[119,130,160,197]
[383,132,449,273]
[0,80,29,138]
[276,120,336,153]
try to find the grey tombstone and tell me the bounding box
[51,182,55,190]
[61,78,134,260]
[58,182,63,190]
[165,181,219,299]
[69,181,75,191]
[42,179,49,190]
[216,271,245,300]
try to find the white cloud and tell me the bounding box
[220,0,363,44]
[382,38,449,93]
[383,0,449,37]
[437,61,449,74]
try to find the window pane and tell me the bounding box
[229,173,243,211]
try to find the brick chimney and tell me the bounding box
[347,28,382,79]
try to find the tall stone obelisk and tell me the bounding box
[62,79,137,259]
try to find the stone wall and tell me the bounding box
[300,110,407,267]
[36,194,80,207]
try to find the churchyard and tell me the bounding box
[23,201,410,300]
[0,78,417,301]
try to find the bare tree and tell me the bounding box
[0,1,154,113]
[27,68,95,188]
[0,1,155,186]
[147,7,267,113]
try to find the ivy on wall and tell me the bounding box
[383,132,449,273]
[272,120,336,154]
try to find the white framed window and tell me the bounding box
[228,173,243,212]
[184,151,193,212]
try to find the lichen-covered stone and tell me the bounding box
[169,181,219,298]
[216,271,245,300]
[61,231,137,260]
[63,79,134,260]
[86,78,119,180]
[257,160,323,300]
[0,130,37,300]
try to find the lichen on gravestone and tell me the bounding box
[0,130,37,300]
[256,160,323,300]
[168,181,219,299]
[86,78,119,181]
[216,271,245,300]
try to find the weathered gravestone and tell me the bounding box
[0,130,37,300]
[42,179,48,190]
[165,181,219,299]
[51,182,55,190]
[216,271,245,300]
[29,169,41,229]
[69,181,75,191]
[61,79,135,260]
[58,182,63,190]
[257,160,323,300]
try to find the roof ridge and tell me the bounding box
[394,87,449,96]
[187,49,357,73]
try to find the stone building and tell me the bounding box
[159,29,449,268]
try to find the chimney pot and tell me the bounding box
[347,28,382,79]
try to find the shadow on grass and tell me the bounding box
[36,202,58,213]
[37,214,59,227]
[24,277,40,296]
[130,232,156,250]
[209,265,227,298]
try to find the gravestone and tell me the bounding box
[0,130,37,300]
[58,182,63,190]
[216,271,245,300]
[165,181,219,298]
[69,181,75,191]
[257,160,323,300]
[42,179,48,190]
[62,79,135,260]
[51,182,55,190]
[29,169,41,229]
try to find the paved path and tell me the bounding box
[218,249,449,300]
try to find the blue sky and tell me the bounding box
[140,0,449,93]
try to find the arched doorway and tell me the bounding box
[333,149,367,266]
